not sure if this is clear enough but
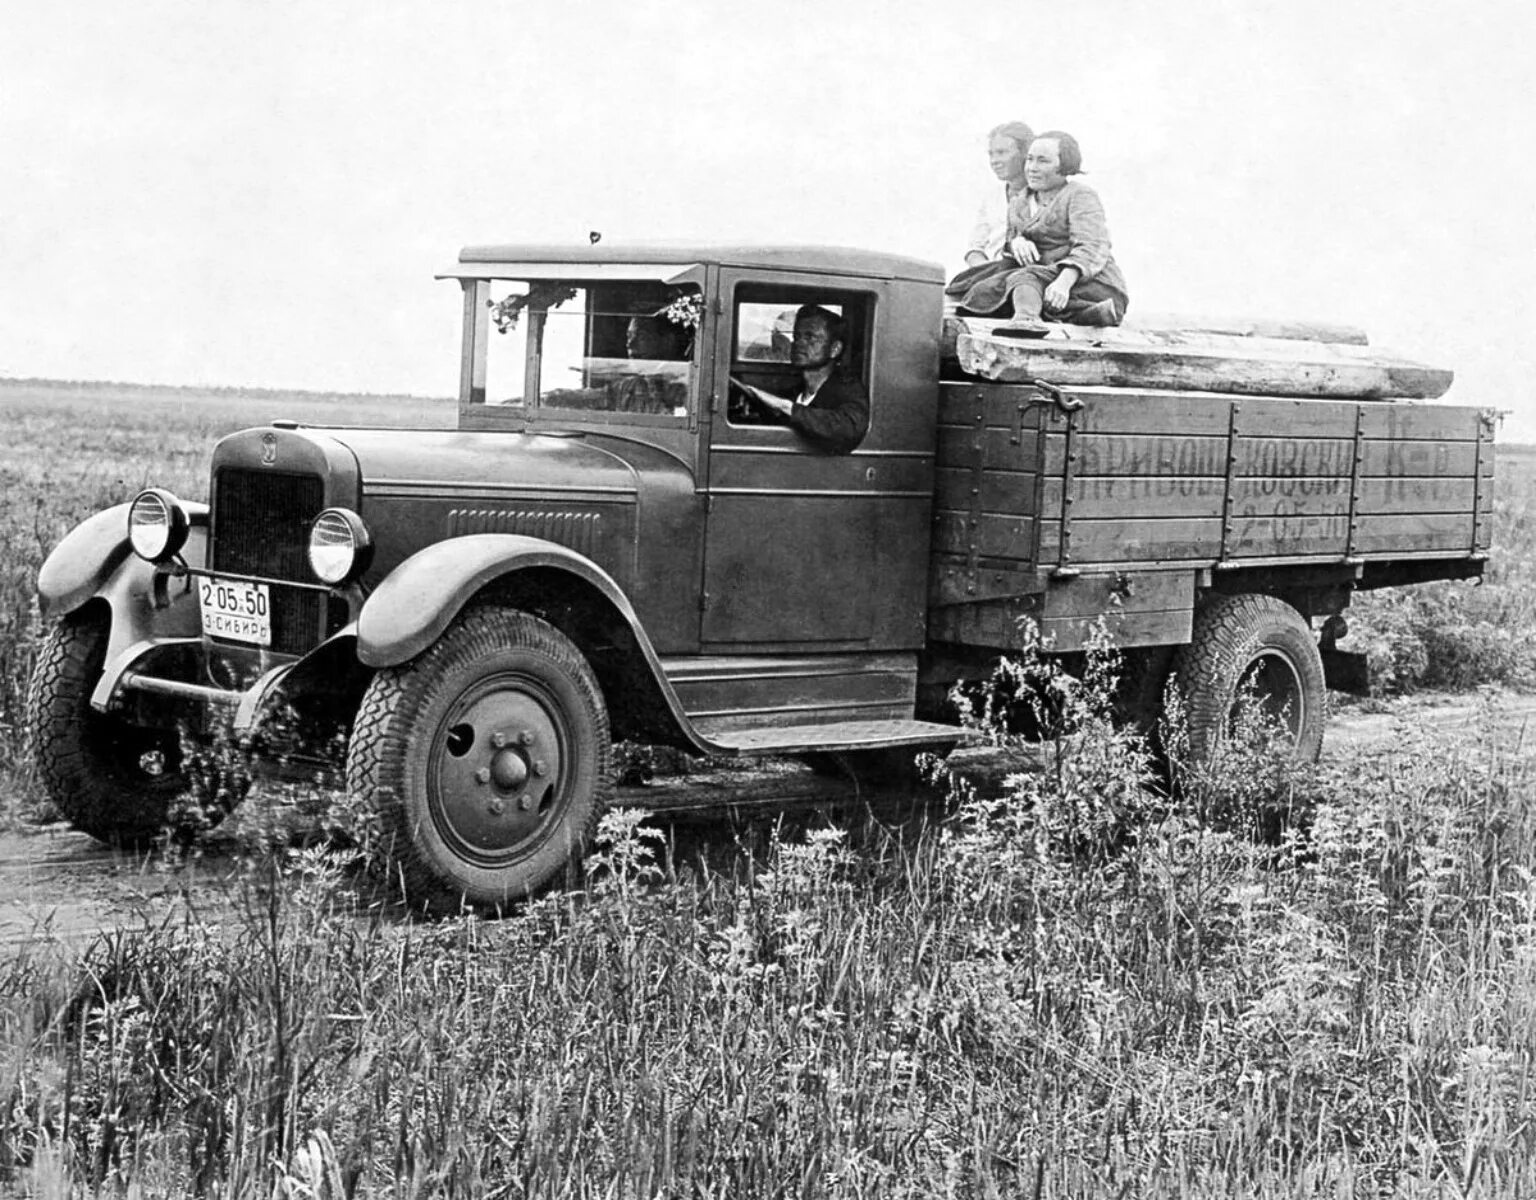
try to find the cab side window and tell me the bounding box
[727,286,872,429]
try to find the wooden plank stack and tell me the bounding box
[943,313,1455,401]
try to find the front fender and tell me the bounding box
[39,501,209,619]
[357,534,644,669]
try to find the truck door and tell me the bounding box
[700,273,881,648]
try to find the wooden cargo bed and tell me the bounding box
[928,381,1495,651]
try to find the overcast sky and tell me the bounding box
[4,0,1534,437]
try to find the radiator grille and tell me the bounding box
[210,469,329,655]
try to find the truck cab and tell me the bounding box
[445,244,947,718]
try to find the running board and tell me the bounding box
[693,717,968,756]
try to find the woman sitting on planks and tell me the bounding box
[961,120,1037,269]
[947,130,1129,334]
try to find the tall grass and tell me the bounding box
[3,642,1536,1195]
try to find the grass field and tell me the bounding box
[2,378,1536,1196]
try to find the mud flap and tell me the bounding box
[1321,647,1371,695]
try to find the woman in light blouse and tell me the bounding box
[963,120,1035,268]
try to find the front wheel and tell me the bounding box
[347,607,611,914]
[1170,593,1327,766]
[27,610,187,846]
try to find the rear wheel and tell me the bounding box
[28,610,187,846]
[1170,594,1326,766]
[347,607,611,914]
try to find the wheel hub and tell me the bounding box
[490,748,529,790]
[431,683,566,858]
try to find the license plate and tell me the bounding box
[198,578,272,646]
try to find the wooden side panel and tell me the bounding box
[1042,518,1225,564]
[1038,570,1194,651]
[936,467,1041,514]
[1046,432,1227,477]
[933,510,1036,560]
[930,385,1489,616]
[1358,476,1484,515]
[1038,607,1193,651]
[929,569,1197,652]
[1029,391,1490,571]
[1041,467,1489,522]
[1358,405,1485,441]
[1352,513,1488,556]
[931,383,1048,585]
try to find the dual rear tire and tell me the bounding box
[1169,593,1327,765]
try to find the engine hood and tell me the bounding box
[328,427,654,500]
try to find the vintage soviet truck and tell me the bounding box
[29,244,1493,910]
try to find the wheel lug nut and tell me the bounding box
[532,759,548,777]
[475,767,491,785]
[491,732,507,748]
[488,797,506,816]
[518,792,534,812]
[518,730,534,746]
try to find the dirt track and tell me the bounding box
[4,692,1535,949]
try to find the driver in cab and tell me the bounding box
[731,305,869,453]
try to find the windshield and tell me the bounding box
[484,279,701,418]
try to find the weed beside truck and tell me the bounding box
[29,243,1492,911]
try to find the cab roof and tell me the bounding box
[449,242,945,284]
